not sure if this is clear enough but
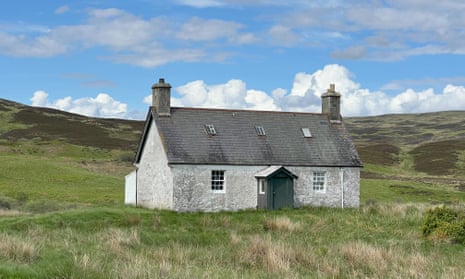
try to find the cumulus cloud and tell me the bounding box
[30,91,128,118]
[146,64,465,116]
[144,79,279,111]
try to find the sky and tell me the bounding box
[2,0,465,119]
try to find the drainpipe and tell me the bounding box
[340,168,344,208]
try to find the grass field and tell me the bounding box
[1,99,465,278]
[1,203,465,278]
[0,152,465,278]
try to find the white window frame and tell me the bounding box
[211,170,225,193]
[302,128,312,138]
[258,179,265,194]
[312,171,326,192]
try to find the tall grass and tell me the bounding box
[1,204,465,278]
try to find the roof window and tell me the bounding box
[205,124,217,135]
[301,128,312,138]
[255,126,266,136]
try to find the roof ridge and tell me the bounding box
[170,106,324,116]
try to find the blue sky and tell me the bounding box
[1,0,465,119]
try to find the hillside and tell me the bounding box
[2,99,465,278]
[0,98,144,150]
[344,112,465,178]
[1,98,465,179]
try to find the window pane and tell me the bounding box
[211,170,225,191]
[255,126,266,136]
[205,124,217,135]
[313,172,325,191]
[302,128,312,137]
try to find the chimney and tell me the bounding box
[321,83,341,123]
[152,78,171,116]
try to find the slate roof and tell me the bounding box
[135,107,362,167]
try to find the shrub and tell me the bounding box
[118,152,134,162]
[15,192,29,205]
[0,195,18,210]
[24,199,61,213]
[422,206,465,244]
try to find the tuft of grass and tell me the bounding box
[263,216,301,232]
[123,214,142,227]
[0,233,39,264]
[239,235,295,274]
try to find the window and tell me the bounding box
[258,179,265,194]
[302,128,312,138]
[312,171,325,191]
[211,170,225,192]
[255,126,266,136]
[205,124,217,135]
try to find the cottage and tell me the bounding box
[125,79,362,211]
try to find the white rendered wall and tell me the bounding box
[135,120,173,209]
[124,170,137,205]
[171,165,263,212]
[291,166,360,208]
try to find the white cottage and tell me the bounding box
[125,79,362,211]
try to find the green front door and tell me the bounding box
[269,177,294,210]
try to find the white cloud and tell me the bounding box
[0,8,252,65]
[145,79,279,111]
[145,64,465,116]
[54,5,70,15]
[268,25,298,46]
[30,90,49,106]
[2,2,465,63]
[176,17,255,44]
[274,1,465,60]
[30,91,127,118]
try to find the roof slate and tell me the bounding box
[135,107,362,167]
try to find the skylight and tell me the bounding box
[205,124,217,135]
[301,128,312,138]
[255,126,266,136]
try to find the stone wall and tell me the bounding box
[291,166,360,208]
[135,121,173,209]
[171,165,262,212]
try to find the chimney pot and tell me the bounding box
[329,83,335,92]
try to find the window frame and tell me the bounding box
[301,128,312,138]
[312,171,326,192]
[205,124,217,135]
[258,179,265,194]
[255,126,266,136]
[211,170,225,193]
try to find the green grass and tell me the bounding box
[1,205,465,278]
[0,155,123,204]
[361,178,465,204]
